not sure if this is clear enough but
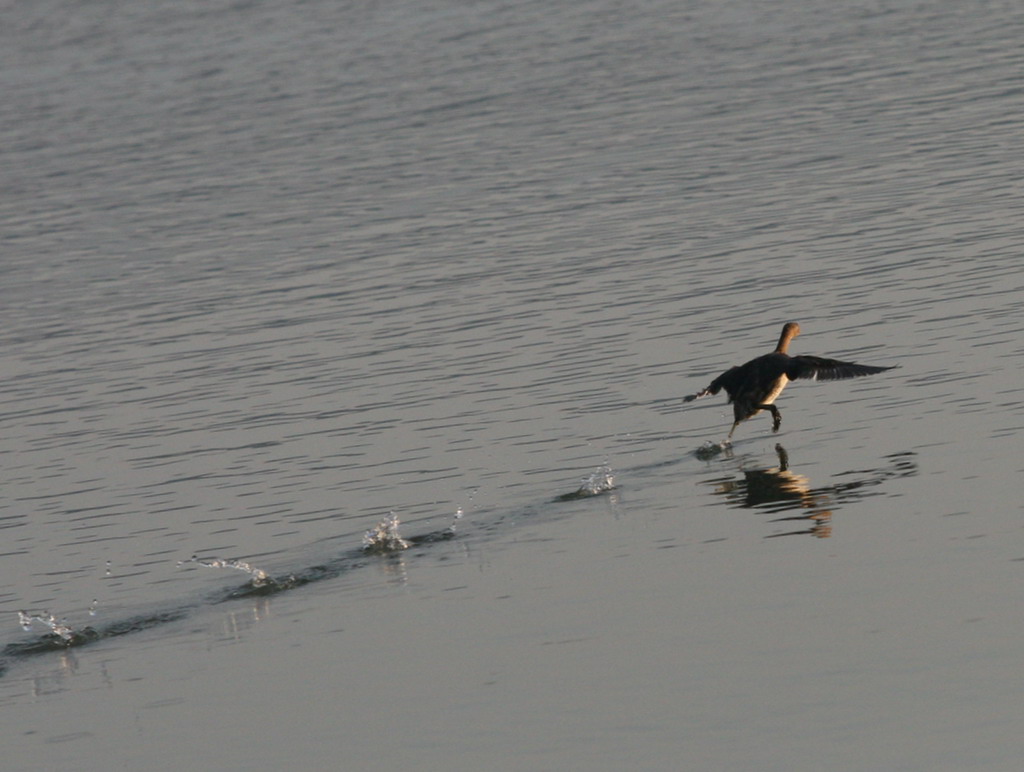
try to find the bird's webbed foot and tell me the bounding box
[761,405,782,433]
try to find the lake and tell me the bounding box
[2,0,1023,769]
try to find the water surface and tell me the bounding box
[2,1,1024,770]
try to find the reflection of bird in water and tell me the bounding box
[684,322,895,441]
[705,446,917,539]
[712,444,833,538]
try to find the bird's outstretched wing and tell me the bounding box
[786,356,895,381]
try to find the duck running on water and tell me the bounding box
[684,322,895,441]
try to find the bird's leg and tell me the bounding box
[726,420,740,441]
[759,404,782,432]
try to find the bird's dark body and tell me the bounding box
[709,353,790,424]
[685,323,895,440]
[708,352,888,424]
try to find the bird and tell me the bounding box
[684,322,895,441]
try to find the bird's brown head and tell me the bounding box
[776,322,801,353]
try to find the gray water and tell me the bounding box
[3,0,1024,769]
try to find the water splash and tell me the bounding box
[449,506,465,534]
[17,611,76,644]
[177,556,271,587]
[362,512,410,552]
[695,441,728,460]
[448,488,476,534]
[580,465,615,495]
[557,465,616,501]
